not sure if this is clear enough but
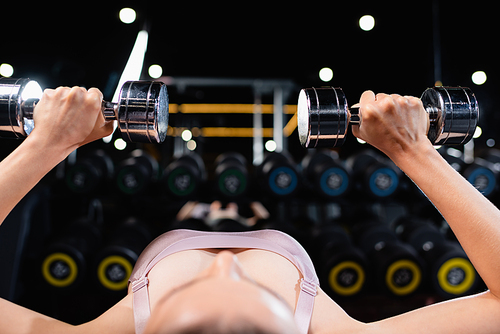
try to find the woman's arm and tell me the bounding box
[0,294,135,334]
[0,86,113,225]
[351,91,500,333]
[0,297,75,334]
[0,86,115,333]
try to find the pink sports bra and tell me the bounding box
[129,229,319,334]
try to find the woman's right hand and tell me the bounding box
[351,90,431,165]
[30,86,114,157]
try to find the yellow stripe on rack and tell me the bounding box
[200,127,274,138]
[283,112,298,137]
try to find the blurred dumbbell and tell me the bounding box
[301,150,351,198]
[347,150,401,199]
[463,159,498,197]
[214,152,248,198]
[353,222,424,296]
[116,149,160,195]
[256,152,300,197]
[164,153,206,198]
[395,216,478,297]
[313,225,367,297]
[0,78,168,143]
[41,210,102,290]
[94,218,152,292]
[65,150,114,194]
[297,86,478,148]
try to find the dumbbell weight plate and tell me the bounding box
[298,87,349,148]
[268,166,298,196]
[215,152,248,197]
[421,86,479,145]
[97,254,134,291]
[116,150,159,195]
[0,78,42,138]
[258,153,299,196]
[435,256,477,296]
[165,154,206,198]
[328,260,366,297]
[385,258,422,296]
[65,150,114,194]
[117,81,169,143]
[465,166,497,197]
[302,151,351,198]
[41,221,101,290]
[218,168,247,197]
[41,252,79,288]
[366,165,400,198]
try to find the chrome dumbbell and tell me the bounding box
[297,86,479,148]
[0,78,169,143]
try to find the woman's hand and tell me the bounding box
[351,90,431,164]
[30,86,114,156]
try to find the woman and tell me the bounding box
[1,86,499,334]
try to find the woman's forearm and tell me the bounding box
[0,297,74,334]
[0,86,112,226]
[352,91,500,297]
[393,144,500,297]
[0,136,66,225]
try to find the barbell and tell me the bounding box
[297,86,479,148]
[0,78,169,143]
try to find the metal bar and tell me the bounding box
[273,87,284,152]
[253,90,264,165]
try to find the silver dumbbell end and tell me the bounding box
[298,87,350,148]
[0,78,42,138]
[421,86,479,146]
[106,81,169,143]
[0,78,169,143]
[297,86,479,148]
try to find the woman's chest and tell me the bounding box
[145,248,303,312]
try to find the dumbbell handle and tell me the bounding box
[21,98,119,122]
[345,104,439,126]
[348,107,361,125]
[102,101,120,121]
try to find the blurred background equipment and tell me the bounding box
[40,200,103,291]
[94,217,152,292]
[255,152,300,197]
[66,150,114,194]
[214,152,248,198]
[301,150,351,199]
[394,216,479,298]
[163,152,206,198]
[115,149,160,195]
